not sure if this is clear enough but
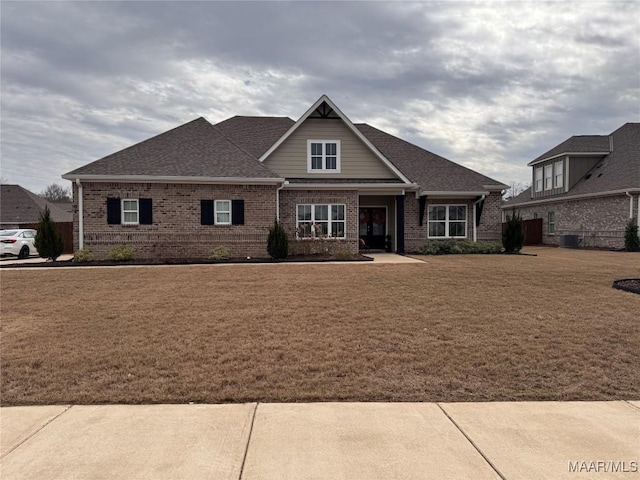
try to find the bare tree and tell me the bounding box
[39,183,72,203]
[0,176,9,184]
[502,181,530,202]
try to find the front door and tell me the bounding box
[359,207,386,249]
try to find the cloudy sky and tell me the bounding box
[1,1,638,195]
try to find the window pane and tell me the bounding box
[331,221,345,238]
[331,205,345,220]
[124,212,138,223]
[325,143,337,155]
[429,206,446,221]
[298,222,312,238]
[123,200,137,211]
[450,221,466,237]
[311,156,323,169]
[216,212,230,224]
[216,200,230,212]
[298,205,311,221]
[429,222,446,237]
[315,205,328,221]
[325,156,337,170]
[315,221,328,236]
[449,206,466,221]
[311,143,322,155]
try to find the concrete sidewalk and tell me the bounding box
[1,402,638,480]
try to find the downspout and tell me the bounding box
[473,194,486,242]
[275,180,287,222]
[626,191,633,219]
[75,179,83,250]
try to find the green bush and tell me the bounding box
[74,249,94,262]
[419,239,502,255]
[624,220,640,252]
[267,219,288,259]
[34,206,64,261]
[502,209,524,253]
[211,246,230,261]
[108,245,134,261]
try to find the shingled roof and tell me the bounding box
[64,111,507,193]
[1,185,72,224]
[64,118,280,179]
[356,124,506,192]
[529,135,611,165]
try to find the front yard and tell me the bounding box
[1,247,639,405]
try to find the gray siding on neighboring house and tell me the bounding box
[73,182,278,259]
[515,194,636,248]
[265,118,397,179]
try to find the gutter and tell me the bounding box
[472,194,486,242]
[626,191,634,218]
[76,179,83,250]
[276,181,287,222]
[61,174,285,185]
[504,188,640,209]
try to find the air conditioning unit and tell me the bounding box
[560,234,580,248]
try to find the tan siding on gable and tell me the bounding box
[264,118,397,179]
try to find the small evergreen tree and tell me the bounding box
[624,219,640,252]
[34,206,64,261]
[267,219,288,259]
[502,209,524,253]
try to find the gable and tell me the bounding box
[264,117,398,179]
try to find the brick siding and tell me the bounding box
[73,182,277,259]
[510,194,638,249]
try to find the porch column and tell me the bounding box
[395,195,405,254]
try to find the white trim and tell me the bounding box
[427,204,468,239]
[527,151,609,166]
[565,156,570,193]
[502,188,640,209]
[61,175,284,185]
[214,199,231,225]
[420,190,489,198]
[258,94,414,185]
[284,182,417,192]
[121,198,139,225]
[76,179,83,250]
[307,139,341,173]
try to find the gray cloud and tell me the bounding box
[1,1,638,194]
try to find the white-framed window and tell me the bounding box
[428,205,467,238]
[544,164,553,190]
[535,167,543,192]
[296,204,345,238]
[122,199,139,225]
[215,200,231,225]
[554,161,563,188]
[548,211,555,234]
[307,140,340,172]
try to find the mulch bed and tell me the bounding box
[612,279,640,295]
[0,254,374,268]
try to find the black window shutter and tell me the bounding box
[231,199,245,225]
[139,198,153,225]
[201,200,214,225]
[107,198,121,224]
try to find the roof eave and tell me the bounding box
[258,95,414,185]
[502,188,640,208]
[527,151,610,166]
[283,182,419,191]
[420,190,497,198]
[62,174,284,185]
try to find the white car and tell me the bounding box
[0,229,39,258]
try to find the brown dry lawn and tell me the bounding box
[1,247,639,405]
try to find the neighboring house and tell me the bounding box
[0,184,74,253]
[62,95,507,259]
[503,123,640,248]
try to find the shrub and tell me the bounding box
[211,246,230,261]
[624,220,640,252]
[334,251,355,261]
[108,245,134,261]
[34,206,64,261]
[74,249,94,263]
[419,239,502,255]
[267,219,288,259]
[502,209,524,253]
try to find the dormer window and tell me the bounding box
[554,161,563,188]
[544,164,553,190]
[308,140,340,172]
[535,167,543,192]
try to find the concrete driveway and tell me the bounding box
[0,254,73,266]
[2,401,638,480]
